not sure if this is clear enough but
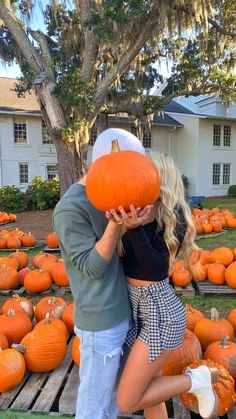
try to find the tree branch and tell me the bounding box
[80,0,99,82]
[208,18,236,39]
[93,3,161,111]
[0,0,45,75]
[28,29,55,80]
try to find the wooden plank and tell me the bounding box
[59,363,80,416]
[195,229,228,240]
[51,284,71,296]
[32,340,74,413]
[174,284,195,297]
[44,246,61,253]
[173,397,191,419]
[195,280,236,297]
[0,286,25,296]
[0,373,30,409]
[10,373,48,411]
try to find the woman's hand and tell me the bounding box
[106,205,153,229]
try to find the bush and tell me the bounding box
[0,185,24,212]
[228,185,236,197]
[25,176,60,210]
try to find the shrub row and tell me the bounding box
[0,177,60,212]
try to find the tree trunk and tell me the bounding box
[54,136,84,196]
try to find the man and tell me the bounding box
[53,128,145,419]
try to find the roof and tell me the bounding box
[109,112,183,127]
[163,101,195,115]
[0,77,40,114]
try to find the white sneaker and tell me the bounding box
[185,365,219,419]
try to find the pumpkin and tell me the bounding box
[232,247,236,260]
[210,246,234,267]
[62,303,74,334]
[40,259,57,274]
[172,266,192,287]
[162,329,202,376]
[191,262,207,282]
[0,265,19,289]
[207,262,225,285]
[0,348,25,392]
[194,308,234,350]
[0,236,7,249]
[7,235,21,249]
[86,139,160,212]
[227,308,236,333]
[185,304,204,332]
[24,269,52,293]
[204,336,236,379]
[202,222,213,234]
[33,252,57,268]
[71,335,80,366]
[9,250,28,269]
[0,332,9,349]
[46,232,59,249]
[2,294,34,320]
[199,249,212,265]
[225,261,236,288]
[51,260,70,287]
[34,313,68,338]
[20,232,36,248]
[181,359,235,417]
[0,308,33,345]
[34,296,67,321]
[18,267,31,285]
[12,322,67,372]
[0,256,18,270]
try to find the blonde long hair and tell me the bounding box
[118,151,197,273]
[150,151,197,271]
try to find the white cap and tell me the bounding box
[92,128,145,162]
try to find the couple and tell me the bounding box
[53,128,218,419]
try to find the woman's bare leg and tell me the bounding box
[117,338,191,413]
[145,402,168,419]
[144,372,168,419]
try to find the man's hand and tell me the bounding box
[106,204,154,229]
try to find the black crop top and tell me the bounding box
[122,206,187,282]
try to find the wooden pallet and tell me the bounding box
[44,246,61,253]
[0,335,236,419]
[173,283,195,297]
[195,229,228,240]
[195,280,236,297]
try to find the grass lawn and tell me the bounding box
[204,196,236,214]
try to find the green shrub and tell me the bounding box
[228,185,236,197]
[0,185,24,212]
[25,176,60,210]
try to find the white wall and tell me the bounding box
[0,114,57,190]
[198,119,236,196]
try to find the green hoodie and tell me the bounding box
[53,183,131,331]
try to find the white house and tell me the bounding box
[0,77,57,191]
[0,76,236,197]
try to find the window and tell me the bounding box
[42,121,53,145]
[213,124,231,147]
[89,124,97,146]
[143,126,151,148]
[14,120,27,143]
[223,126,231,147]
[212,163,231,186]
[47,164,58,180]
[19,163,29,184]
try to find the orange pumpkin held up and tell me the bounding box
[86,140,160,212]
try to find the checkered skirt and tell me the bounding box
[126,278,187,362]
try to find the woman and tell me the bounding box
[106,151,218,419]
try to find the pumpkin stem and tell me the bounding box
[11,343,26,354]
[48,298,56,305]
[185,304,193,314]
[111,139,121,153]
[13,294,20,301]
[220,335,230,348]
[210,307,219,321]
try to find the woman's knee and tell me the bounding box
[117,387,138,413]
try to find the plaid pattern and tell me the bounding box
[126,278,187,362]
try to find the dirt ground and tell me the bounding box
[2,209,54,241]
